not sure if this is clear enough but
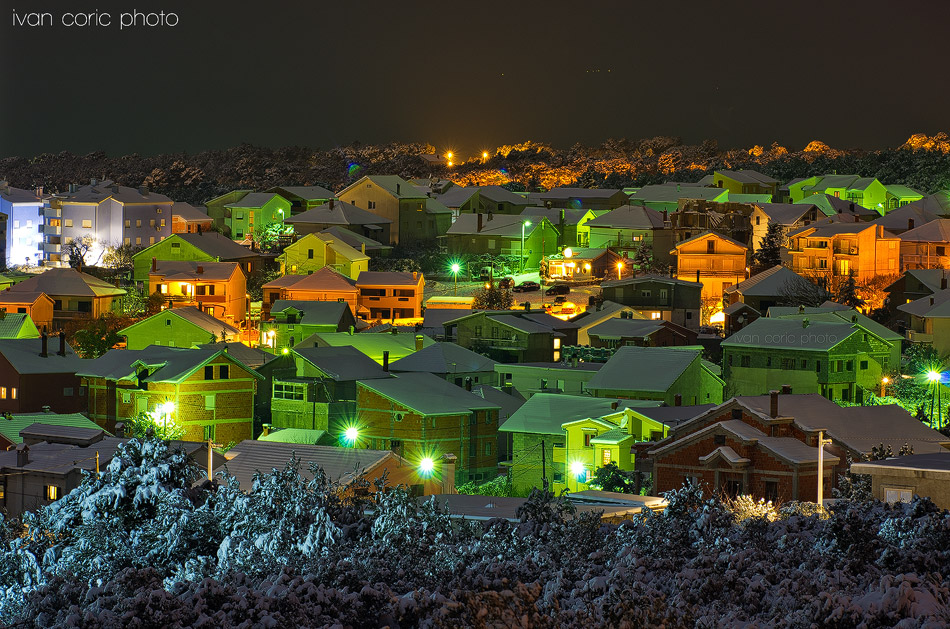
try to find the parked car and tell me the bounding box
[513,281,540,292]
[498,277,515,289]
[545,283,571,296]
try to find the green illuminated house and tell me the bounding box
[223,193,292,240]
[261,300,356,352]
[132,232,265,289]
[205,190,254,232]
[585,346,724,405]
[0,313,39,339]
[786,175,920,213]
[118,306,240,351]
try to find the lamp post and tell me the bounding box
[928,370,941,428]
[816,430,833,506]
[521,221,532,274]
[617,261,624,280]
[451,263,460,296]
[880,376,889,398]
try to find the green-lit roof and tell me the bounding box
[499,393,661,435]
[258,428,331,445]
[0,313,39,339]
[0,413,103,445]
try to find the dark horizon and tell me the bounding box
[3,0,948,159]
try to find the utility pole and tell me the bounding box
[817,430,833,506]
[541,439,547,489]
[207,438,213,482]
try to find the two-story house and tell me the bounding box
[443,214,559,271]
[338,175,451,244]
[897,219,950,271]
[204,189,253,232]
[671,231,749,302]
[79,345,263,441]
[444,310,578,363]
[722,265,809,313]
[712,170,779,197]
[518,207,599,249]
[750,203,821,252]
[261,300,356,352]
[119,306,240,350]
[261,267,359,320]
[586,346,724,406]
[355,271,425,320]
[599,275,702,330]
[148,260,247,324]
[133,231,265,290]
[584,204,673,261]
[785,222,900,282]
[537,188,628,211]
[170,202,212,234]
[7,268,126,324]
[222,193,291,240]
[0,334,87,413]
[0,292,55,333]
[585,315,698,348]
[898,288,950,357]
[284,199,393,244]
[276,232,369,279]
[356,372,501,484]
[265,186,336,215]
[389,341,498,387]
[721,317,895,402]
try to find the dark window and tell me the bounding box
[707,240,715,253]
[203,425,215,441]
[765,481,778,503]
[860,360,868,370]
[165,319,171,326]
[816,361,821,373]
[219,365,229,379]
[728,354,733,366]
[308,249,314,259]
[473,325,482,337]
[841,388,850,402]
[714,434,726,445]
[584,434,593,447]
[196,285,206,295]
[801,359,807,369]
[938,246,946,256]
[204,366,214,380]
[740,355,751,367]
[846,360,853,372]
[724,479,742,497]
[731,408,742,419]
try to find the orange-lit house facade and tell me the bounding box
[149,260,247,325]
[0,292,54,333]
[786,223,900,282]
[671,232,749,301]
[261,267,358,320]
[356,271,425,320]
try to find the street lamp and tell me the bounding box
[343,426,359,446]
[617,261,624,279]
[451,262,461,296]
[419,457,435,477]
[880,376,889,398]
[521,220,532,273]
[928,370,943,429]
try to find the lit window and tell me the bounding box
[136,220,142,228]
[553,338,561,350]
[124,238,131,245]
[159,284,168,294]
[602,449,611,465]
[81,220,92,229]
[125,220,131,228]
[64,219,73,227]
[651,312,661,320]
[135,237,142,245]
[0,387,5,399]
[45,485,59,500]
[10,388,16,400]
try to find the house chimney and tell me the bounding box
[943,277,949,290]
[798,305,805,314]
[40,333,48,358]
[930,297,935,306]
[15,443,28,467]
[58,331,66,356]
[152,257,157,272]
[674,393,682,406]
[415,334,424,351]
[770,390,779,417]
[696,269,701,283]
[361,243,366,255]
[781,384,792,395]
[42,406,51,413]
[112,184,119,194]
[908,218,915,230]
[34,185,43,197]
[502,382,514,395]
[196,265,204,274]
[382,350,390,372]
[441,453,457,493]
[396,183,401,195]
[138,185,149,196]
[114,422,126,438]
[413,271,418,281]
[610,401,619,410]
[465,376,472,392]
[90,178,98,187]
[329,199,335,210]
[477,213,483,232]
[69,183,77,193]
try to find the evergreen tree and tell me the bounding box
[751,222,784,270]
[837,269,864,308]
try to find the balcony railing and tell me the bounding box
[44,243,61,253]
[906,330,934,343]
[469,336,527,349]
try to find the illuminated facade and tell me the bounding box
[0,184,45,268]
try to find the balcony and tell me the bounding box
[470,336,527,349]
[42,208,61,218]
[44,243,61,253]
[906,330,934,343]
[552,444,566,464]
[43,225,62,236]
[833,247,859,256]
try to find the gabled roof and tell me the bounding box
[499,393,661,435]
[898,219,950,243]
[171,202,210,222]
[519,206,592,226]
[0,337,83,374]
[151,260,240,282]
[722,318,859,350]
[0,414,103,445]
[767,308,902,342]
[897,269,950,293]
[294,346,391,381]
[357,372,500,415]
[629,185,728,203]
[673,230,749,251]
[342,176,426,199]
[794,194,878,218]
[751,203,815,225]
[722,301,760,316]
[318,226,390,252]
[0,291,52,307]
[898,288,950,318]
[196,342,274,368]
[586,318,664,340]
[600,274,702,289]
[296,331,435,358]
[586,346,700,392]
[630,404,716,429]
[788,221,890,239]
[388,342,497,374]
[268,185,335,200]
[870,203,941,233]
[257,428,330,445]
[884,184,924,199]
[77,346,262,383]
[9,268,126,298]
[270,300,351,325]
[478,186,533,205]
[285,200,392,226]
[172,232,260,260]
[723,265,805,297]
[265,267,357,292]
[433,186,479,208]
[120,306,239,339]
[715,170,779,185]
[55,181,173,205]
[355,271,423,287]
[585,204,666,230]
[901,193,950,216]
[445,213,551,238]
[0,313,39,339]
[224,192,286,209]
[486,314,564,336]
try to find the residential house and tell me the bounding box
[443,214,559,271]
[0,182,44,267]
[267,345,390,432]
[538,188,628,211]
[44,180,173,266]
[671,199,755,247]
[850,453,950,509]
[495,361,605,398]
[648,392,949,503]
[585,204,672,258]
[542,248,622,282]
[787,175,889,211]
[898,219,950,271]
[0,427,223,517]
[171,202,212,234]
[712,170,779,197]
[445,310,578,363]
[886,269,950,318]
[284,199,393,244]
[79,346,263,441]
[599,275,702,330]
[0,292,54,332]
[261,300,356,351]
[722,302,760,337]
[785,222,900,282]
[338,175,451,244]
[898,289,950,356]
[149,260,247,324]
[885,185,925,210]
[261,267,358,320]
[870,203,942,235]
[389,342,498,387]
[266,185,336,215]
[197,342,273,369]
[586,316,698,348]
[0,335,86,413]
[222,192,291,240]
[294,331,435,364]
[356,372,501,483]
[119,306,240,350]
[627,185,729,213]
[319,226,392,257]
[356,271,425,320]
[477,186,535,215]
[0,313,38,339]
[132,231,265,289]
[277,232,369,279]
[570,300,644,345]
[721,317,894,401]
[0,414,105,447]
[792,194,879,220]
[722,265,808,313]
[7,268,126,323]
[750,203,821,251]
[586,346,724,405]
[432,186,479,223]
[519,207,598,249]
[216,440,443,496]
[498,394,663,494]
[204,189,254,232]
[671,231,749,302]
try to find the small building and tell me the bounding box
[277,232,369,279]
[444,310,578,363]
[671,231,749,302]
[388,341,498,387]
[495,361,604,398]
[723,265,808,313]
[586,316,698,349]
[898,288,950,357]
[294,330,435,364]
[538,188,628,211]
[318,226,392,257]
[443,213,559,271]
[750,203,821,251]
[265,185,336,215]
[7,268,126,324]
[785,222,900,282]
[722,302,760,337]
[584,204,672,261]
[0,335,87,413]
[79,345,263,441]
[356,372,502,484]
[586,346,724,406]
[119,306,240,350]
[171,202,212,234]
[284,199,392,244]
[356,271,425,320]
[262,267,358,320]
[133,231,265,289]
[149,260,247,325]
[712,170,779,197]
[850,453,950,509]
[542,248,621,282]
[599,275,702,330]
[570,300,644,346]
[0,414,103,448]
[222,192,291,240]
[204,189,254,232]
[0,292,54,333]
[898,219,950,271]
[520,207,599,249]
[261,300,356,352]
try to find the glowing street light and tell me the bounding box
[880,376,889,398]
[521,220,532,273]
[617,261,624,279]
[928,370,944,429]
[482,151,489,160]
[450,262,461,295]
[446,151,453,159]
[343,426,359,446]
[570,461,586,480]
[928,370,940,382]
[418,457,435,477]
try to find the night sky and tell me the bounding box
[3,0,948,159]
